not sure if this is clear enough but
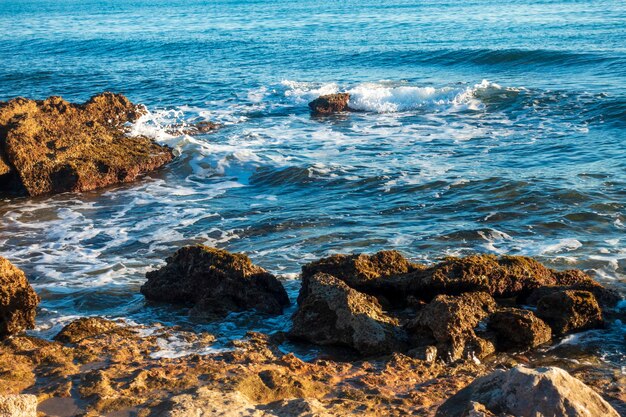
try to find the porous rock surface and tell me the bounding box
[487,308,552,350]
[141,245,289,317]
[0,394,37,417]
[436,366,621,417]
[308,93,351,115]
[290,273,404,356]
[0,257,39,339]
[536,289,604,335]
[0,93,173,196]
[406,292,497,361]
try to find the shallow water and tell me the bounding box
[0,0,624,364]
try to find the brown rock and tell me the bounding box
[488,308,551,350]
[536,290,603,335]
[141,245,289,317]
[406,292,497,361]
[0,92,173,196]
[308,93,351,115]
[0,257,39,339]
[290,273,404,356]
[300,250,420,304]
[436,366,621,417]
[54,317,126,344]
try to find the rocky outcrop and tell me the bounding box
[0,257,39,339]
[536,290,603,335]
[0,394,37,417]
[406,292,497,362]
[308,93,351,115]
[0,93,173,196]
[300,250,420,305]
[290,273,404,356]
[436,366,620,417]
[141,245,289,317]
[487,308,551,350]
[54,317,129,344]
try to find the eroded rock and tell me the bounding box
[436,366,620,417]
[0,257,39,339]
[0,394,37,417]
[141,245,289,317]
[406,292,497,361]
[54,317,128,344]
[536,290,604,335]
[0,93,173,196]
[290,273,404,356]
[488,308,551,351]
[308,93,351,115]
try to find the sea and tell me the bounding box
[0,0,624,365]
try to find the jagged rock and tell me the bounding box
[308,93,351,115]
[0,92,173,196]
[166,120,220,136]
[536,290,603,335]
[141,245,289,317]
[487,308,551,350]
[526,283,620,309]
[406,292,497,361]
[0,394,37,417]
[54,317,127,344]
[436,366,620,417]
[290,273,404,356]
[407,345,438,363]
[300,250,420,305]
[0,257,39,339]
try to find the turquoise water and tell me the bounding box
[0,0,624,361]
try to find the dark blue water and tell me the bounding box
[0,0,624,362]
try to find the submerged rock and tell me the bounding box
[141,245,289,317]
[308,93,351,115]
[290,273,404,356]
[0,93,173,196]
[436,366,620,417]
[487,308,552,351]
[0,257,39,339]
[536,290,603,335]
[0,394,37,417]
[406,292,497,362]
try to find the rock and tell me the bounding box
[141,245,289,317]
[536,290,603,335]
[300,250,420,305]
[436,366,621,417]
[0,394,37,417]
[0,257,39,339]
[407,345,438,363]
[412,255,559,300]
[166,120,220,136]
[487,308,551,350]
[289,273,404,356]
[0,93,173,196]
[406,292,497,361]
[308,93,351,115]
[526,283,620,309]
[54,317,126,344]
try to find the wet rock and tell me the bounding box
[0,92,173,196]
[536,290,603,335]
[141,245,289,316]
[436,366,620,417]
[308,93,351,115]
[290,273,404,356]
[526,282,620,309]
[300,250,420,305]
[0,257,39,339]
[0,394,37,417]
[487,308,551,350]
[411,255,559,300]
[166,120,220,136]
[54,317,127,344]
[406,292,497,361]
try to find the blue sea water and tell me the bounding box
[0,0,625,362]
